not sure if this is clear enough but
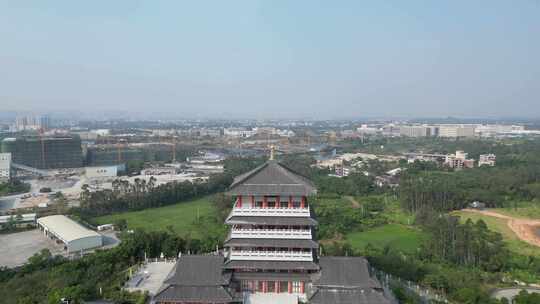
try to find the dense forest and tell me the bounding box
[399,164,540,212]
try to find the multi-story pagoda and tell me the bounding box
[154,152,391,304]
[224,155,318,300]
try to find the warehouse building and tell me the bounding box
[37,215,102,253]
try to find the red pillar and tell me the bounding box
[276,195,280,207]
[251,195,255,207]
[237,195,242,208]
[276,281,280,293]
[288,281,292,293]
[301,281,305,293]
[263,196,267,208]
[288,196,292,208]
[301,196,306,208]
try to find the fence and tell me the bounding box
[371,266,450,304]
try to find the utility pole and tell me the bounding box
[40,128,46,169]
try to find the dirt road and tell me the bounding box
[461,209,540,248]
[345,196,360,208]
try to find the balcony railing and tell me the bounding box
[230,228,312,239]
[229,250,313,261]
[231,207,310,217]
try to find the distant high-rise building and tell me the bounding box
[1,136,82,169]
[14,114,51,131]
[381,124,401,137]
[475,125,524,137]
[399,125,430,137]
[0,153,11,182]
[438,125,475,138]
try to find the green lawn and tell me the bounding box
[493,201,540,219]
[453,211,540,257]
[346,224,426,254]
[93,197,218,239]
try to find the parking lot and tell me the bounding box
[0,229,65,268]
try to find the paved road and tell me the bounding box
[125,261,176,295]
[0,229,64,268]
[491,287,540,300]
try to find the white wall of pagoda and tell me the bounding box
[228,249,313,261]
[231,195,310,217]
[230,227,312,239]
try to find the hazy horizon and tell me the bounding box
[1,1,539,119]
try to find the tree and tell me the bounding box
[113,219,128,231]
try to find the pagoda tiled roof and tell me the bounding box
[154,285,234,303]
[164,255,231,286]
[227,160,317,196]
[225,215,318,226]
[154,255,236,303]
[308,256,390,304]
[223,260,320,271]
[314,256,381,289]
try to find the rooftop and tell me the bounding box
[309,288,390,304]
[226,215,318,226]
[154,255,236,303]
[36,215,101,243]
[309,256,390,304]
[223,260,320,271]
[154,285,234,303]
[228,160,317,196]
[315,256,380,289]
[164,255,231,286]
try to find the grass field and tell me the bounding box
[453,211,540,257]
[93,197,220,239]
[493,201,540,219]
[346,224,425,254]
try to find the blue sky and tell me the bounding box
[1,1,539,118]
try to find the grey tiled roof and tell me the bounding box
[227,160,317,196]
[309,256,391,304]
[309,288,391,304]
[164,255,230,286]
[226,216,318,226]
[153,285,234,302]
[223,260,320,271]
[316,257,380,289]
[224,238,319,248]
[154,255,237,303]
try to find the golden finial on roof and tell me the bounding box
[269,145,276,160]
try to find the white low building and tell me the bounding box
[37,215,103,253]
[0,213,36,227]
[479,154,496,167]
[85,166,118,179]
